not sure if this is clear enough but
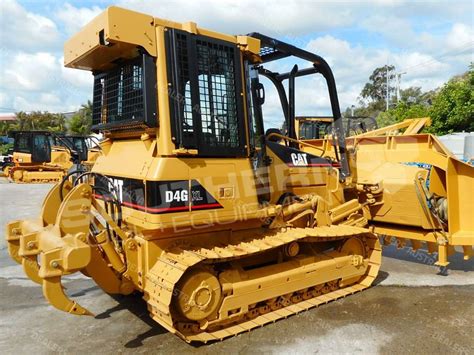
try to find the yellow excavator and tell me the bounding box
[5,7,473,343]
[5,131,100,183]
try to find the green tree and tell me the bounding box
[361,65,396,103]
[69,101,92,135]
[344,65,397,120]
[375,85,431,127]
[0,121,14,136]
[400,87,423,104]
[13,111,66,132]
[0,142,13,155]
[349,100,386,118]
[349,63,473,134]
[376,101,430,127]
[428,65,474,134]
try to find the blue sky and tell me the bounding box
[0,0,472,127]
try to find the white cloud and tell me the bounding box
[55,3,102,35]
[361,15,416,46]
[117,0,474,40]
[0,51,92,112]
[297,31,467,118]
[306,35,391,86]
[117,0,354,36]
[0,92,9,109]
[0,0,472,117]
[11,91,83,113]
[3,52,57,90]
[444,23,474,65]
[39,92,61,106]
[395,52,449,78]
[0,0,60,52]
[391,0,473,24]
[60,56,93,90]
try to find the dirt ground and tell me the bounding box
[1,178,473,354]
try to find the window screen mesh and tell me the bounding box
[172,33,242,153]
[92,59,144,126]
[196,39,239,148]
[175,33,194,134]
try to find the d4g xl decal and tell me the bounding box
[95,176,222,214]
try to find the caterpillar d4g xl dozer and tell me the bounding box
[5,131,100,183]
[6,6,474,343]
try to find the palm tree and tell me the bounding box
[69,101,93,135]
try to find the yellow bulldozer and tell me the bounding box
[5,6,473,343]
[4,131,100,183]
[294,116,379,140]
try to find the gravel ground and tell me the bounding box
[0,177,473,354]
